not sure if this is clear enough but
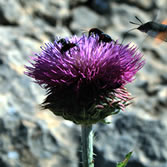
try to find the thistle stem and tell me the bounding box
[81,125,94,167]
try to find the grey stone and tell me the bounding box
[70,6,108,33]
[94,113,167,167]
[89,0,110,14]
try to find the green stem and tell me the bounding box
[81,125,94,167]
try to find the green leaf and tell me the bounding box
[116,151,132,167]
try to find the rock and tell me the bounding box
[113,0,155,11]
[94,113,167,167]
[161,73,167,85]
[157,87,167,106]
[153,0,167,9]
[70,6,108,33]
[69,0,88,8]
[89,0,110,14]
[0,111,79,167]
[0,27,45,115]
[0,0,21,26]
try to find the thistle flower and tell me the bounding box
[25,35,145,125]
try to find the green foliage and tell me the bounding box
[116,152,132,167]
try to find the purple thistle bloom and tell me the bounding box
[25,35,145,124]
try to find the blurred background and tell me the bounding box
[0,0,167,167]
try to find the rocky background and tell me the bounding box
[0,0,167,167]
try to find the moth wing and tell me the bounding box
[161,19,167,25]
[154,31,167,44]
[154,19,167,44]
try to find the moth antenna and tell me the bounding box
[124,28,138,35]
[121,27,138,45]
[135,16,143,24]
[129,21,140,25]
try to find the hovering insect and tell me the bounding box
[88,28,115,43]
[58,38,78,54]
[129,16,167,42]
